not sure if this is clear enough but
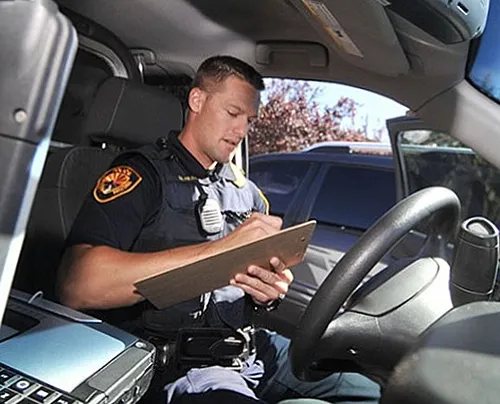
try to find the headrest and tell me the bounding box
[83,77,183,147]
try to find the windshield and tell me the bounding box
[469,0,500,101]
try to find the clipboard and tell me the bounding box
[134,220,316,309]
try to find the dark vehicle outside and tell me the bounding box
[249,143,397,334]
[250,137,500,334]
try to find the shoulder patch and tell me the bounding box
[93,166,143,203]
[229,163,247,188]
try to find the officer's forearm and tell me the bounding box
[58,239,236,310]
[58,214,281,310]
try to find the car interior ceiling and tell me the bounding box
[56,0,466,105]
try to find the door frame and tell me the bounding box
[387,116,433,201]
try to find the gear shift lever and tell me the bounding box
[450,217,499,306]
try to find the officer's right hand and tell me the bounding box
[224,212,282,248]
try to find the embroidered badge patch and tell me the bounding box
[93,166,142,203]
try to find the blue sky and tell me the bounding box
[469,0,500,98]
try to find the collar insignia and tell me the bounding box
[177,175,199,182]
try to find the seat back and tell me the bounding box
[14,77,184,301]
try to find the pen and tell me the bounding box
[224,210,252,225]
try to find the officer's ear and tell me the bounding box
[188,87,207,114]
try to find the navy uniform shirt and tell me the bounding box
[66,132,269,254]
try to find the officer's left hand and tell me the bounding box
[230,257,293,304]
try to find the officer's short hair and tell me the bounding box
[193,55,265,92]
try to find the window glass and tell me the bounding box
[311,165,396,230]
[399,131,500,226]
[248,78,407,157]
[247,77,405,226]
[250,161,311,216]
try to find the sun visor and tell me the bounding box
[289,0,410,77]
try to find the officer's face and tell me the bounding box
[190,76,260,166]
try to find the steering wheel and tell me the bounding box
[289,186,461,381]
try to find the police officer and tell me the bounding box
[58,56,380,403]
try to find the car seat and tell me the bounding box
[14,76,184,302]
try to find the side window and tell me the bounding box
[399,131,500,227]
[250,160,310,216]
[248,78,408,157]
[311,164,396,230]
